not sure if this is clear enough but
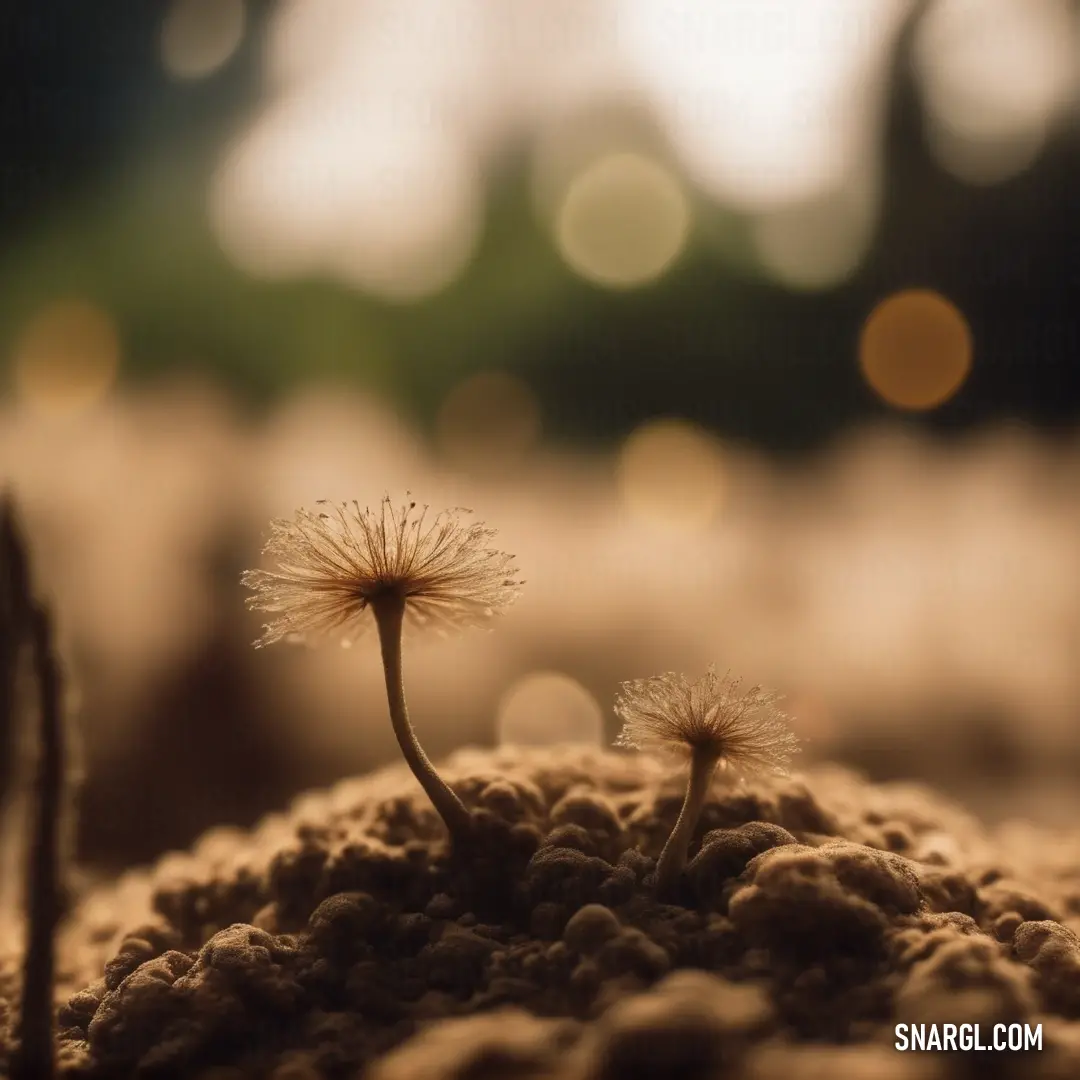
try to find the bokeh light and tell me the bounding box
[496,671,604,747]
[914,0,1076,185]
[11,299,121,416]
[859,289,973,411]
[251,387,430,517]
[752,184,877,291]
[555,153,690,288]
[616,418,726,530]
[435,371,542,475]
[198,0,1080,306]
[161,0,245,81]
[620,0,908,210]
[210,113,482,300]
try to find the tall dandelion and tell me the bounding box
[615,667,799,899]
[242,496,523,847]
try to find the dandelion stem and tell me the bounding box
[371,593,472,846]
[655,750,718,901]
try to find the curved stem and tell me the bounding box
[655,751,718,901]
[371,594,472,846]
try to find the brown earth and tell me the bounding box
[2,745,1079,1079]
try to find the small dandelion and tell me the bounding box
[615,667,799,899]
[242,496,523,847]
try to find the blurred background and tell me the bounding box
[2,0,1080,876]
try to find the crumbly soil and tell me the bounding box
[2,746,1080,1079]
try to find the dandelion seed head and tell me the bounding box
[241,495,523,647]
[614,666,799,775]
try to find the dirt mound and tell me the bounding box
[3,746,1078,1079]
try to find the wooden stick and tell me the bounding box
[2,494,65,1080]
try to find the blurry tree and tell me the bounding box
[1,1,1079,455]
